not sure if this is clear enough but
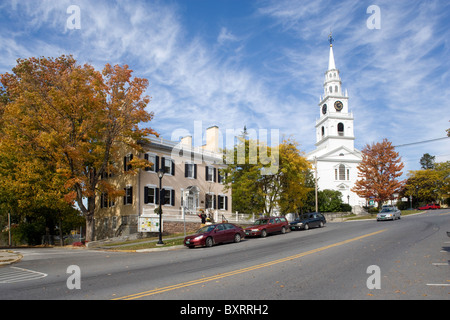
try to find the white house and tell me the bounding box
[306,36,365,210]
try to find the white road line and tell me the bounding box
[426,283,450,286]
[432,262,449,266]
[0,266,47,283]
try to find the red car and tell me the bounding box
[418,203,441,210]
[184,223,245,248]
[244,216,289,237]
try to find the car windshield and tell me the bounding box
[381,207,394,212]
[254,219,269,225]
[196,225,218,233]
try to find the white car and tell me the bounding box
[377,205,401,221]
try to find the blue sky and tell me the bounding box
[1,0,449,175]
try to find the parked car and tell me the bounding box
[290,213,326,230]
[418,203,441,210]
[377,205,401,221]
[244,216,289,237]
[184,223,245,248]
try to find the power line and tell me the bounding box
[393,136,449,148]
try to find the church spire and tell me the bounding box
[328,32,336,70]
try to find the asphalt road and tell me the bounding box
[1,209,449,302]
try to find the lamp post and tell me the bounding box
[157,168,165,245]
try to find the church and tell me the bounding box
[305,35,365,211]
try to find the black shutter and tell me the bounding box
[161,157,165,173]
[194,164,197,179]
[128,154,133,171]
[214,195,217,209]
[155,156,159,172]
[156,187,159,205]
[185,163,189,178]
[124,157,127,172]
[225,196,228,210]
[123,188,127,205]
[213,168,216,182]
[205,166,209,181]
[171,189,175,206]
[171,160,175,176]
[144,186,149,204]
[144,154,149,171]
[129,187,133,204]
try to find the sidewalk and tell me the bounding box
[0,250,23,266]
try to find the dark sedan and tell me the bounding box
[290,212,326,230]
[184,223,245,248]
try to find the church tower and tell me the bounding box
[316,34,354,151]
[306,34,364,210]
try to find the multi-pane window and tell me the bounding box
[185,163,197,179]
[206,166,215,182]
[144,154,158,172]
[123,186,133,205]
[218,195,228,210]
[144,186,156,204]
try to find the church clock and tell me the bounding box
[334,100,343,111]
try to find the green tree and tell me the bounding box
[420,153,435,170]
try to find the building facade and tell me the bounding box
[94,126,231,239]
[306,37,365,209]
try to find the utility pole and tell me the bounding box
[314,157,318,212]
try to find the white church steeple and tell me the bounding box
[316,33,353,149]
[305,34,363,209]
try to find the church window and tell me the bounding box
[347,169,350,180]
[335,85,338,93]
[338,123,344,136]
[329,86,332,93]
[339,164,345,180]
[321,126,325,137]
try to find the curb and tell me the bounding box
[0,250,23,266]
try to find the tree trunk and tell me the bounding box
[85,196,96,242]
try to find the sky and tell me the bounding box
[0,0,449,175]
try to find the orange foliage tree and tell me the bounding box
[0,55,157,241]
[351,138,405,209]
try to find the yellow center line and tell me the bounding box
[113,229,387,300]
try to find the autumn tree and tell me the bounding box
[404,160,450,205]
[351,138,405,209]
[223,135,312,215]
[0,55,157,242]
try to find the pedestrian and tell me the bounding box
[198,210,206,224]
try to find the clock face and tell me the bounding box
[322,104,327,114]
[334,100,343,111]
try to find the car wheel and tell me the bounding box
[205,237,214,247]
[234,233,241,243]
[281,227,286,234]
[319,221,324,228]
[304,224,309,230]
[261,229,267,238]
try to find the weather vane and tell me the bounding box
[328,32,334,46]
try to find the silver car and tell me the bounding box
[377,205,401,221]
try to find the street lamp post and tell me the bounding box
[157,168,165,245]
